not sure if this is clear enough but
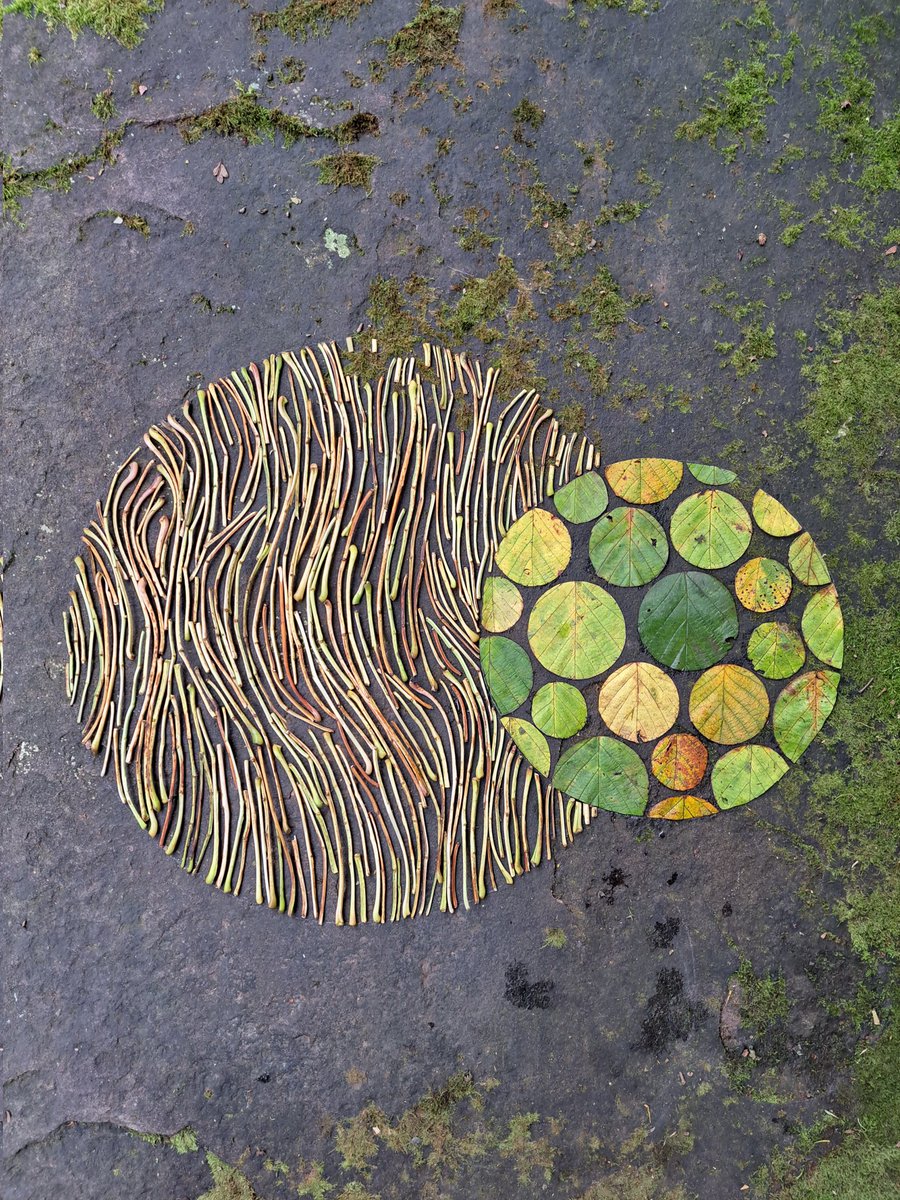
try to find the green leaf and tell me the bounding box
[773,669,839,761]
[687,462,738,485]
[670,489,753,569]
[501,717,552,776]
[479,635,533,715]
[552,736,648,814]
[527,581,625,679]
[638,571,738,670]
[481,576,523,633]
[747,622,806,679]
[788,531,831,585]
[553,472,609,523]
[495,508,571,586]
[531,682,587,739]
[711,745,789,809]
[588,506,669,587]
[802,584,844,668]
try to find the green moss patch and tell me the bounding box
[252,0,370,42]
[2,128,124,221]
[178,85,378,149]
[384,1,463,87]
[315,151,379,192]
[2,0,162,46]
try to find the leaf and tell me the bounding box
[552,736,648,814]
[752,489,801,537]
[688,463,737,485]
[588,506,669,587]
[670,489,753,569]
[788,531,831,585]
[597,661,680,742]
[734,557,792,613]
[501,717,551,776]
[648,794,718,820]
[213,161,229,183]
[528,581,625,679]
[605,457,683,504]
[773,669,839,761]
[531,682,587,739]
[688,664,770,744]
[638,571,738,670]
[479,635,533,715]
[746,622,806,679]
[802,584,844,668]
[495,508,572,586]
[481,576,523,633]
[711,745,789,808]
[650,733,708,791]
[553,472,609,523]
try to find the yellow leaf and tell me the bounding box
[688,664,769,744]
[605,458,683,504]
[597,661,679,742]
[734,557,792,613]
[495,508,571,586]
[648,795,718,820]
[752,489,802,537]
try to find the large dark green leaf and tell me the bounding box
[479,635,532,715]
[552,736,648,814]
[638,571,738,670]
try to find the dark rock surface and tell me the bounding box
[2,2,895,1197]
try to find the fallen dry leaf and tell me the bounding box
[757,232,767,245]
[213,161,229,184]
[885,245,897,255]
[138,83,148,96]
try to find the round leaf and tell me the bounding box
[648,794,718,820]
[501,717,551,776]
[531,682,587,739]
[528,581,625,679]
[747,622,805,679]
[688,463,737,485]
[773,669,839,762]
[479,635,532,715]
[638,571,738,670]
[689,664,769,745]
[480,576,524,633]
[495,508,571,586]
[553,472,609,523]
[552,736,648,814]
[734,557,792,613]
[589,507,669,587]
[605,457,683,504]
[752,489,801,537]
[802,584,844,668]
[670,489,752,569]
[788,531,831,586]
[651,733,708,791]
[711,745,789,808]
[597,661,679,742]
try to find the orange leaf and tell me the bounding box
[651,733,708,790]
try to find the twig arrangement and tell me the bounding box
[65,341,597,922]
